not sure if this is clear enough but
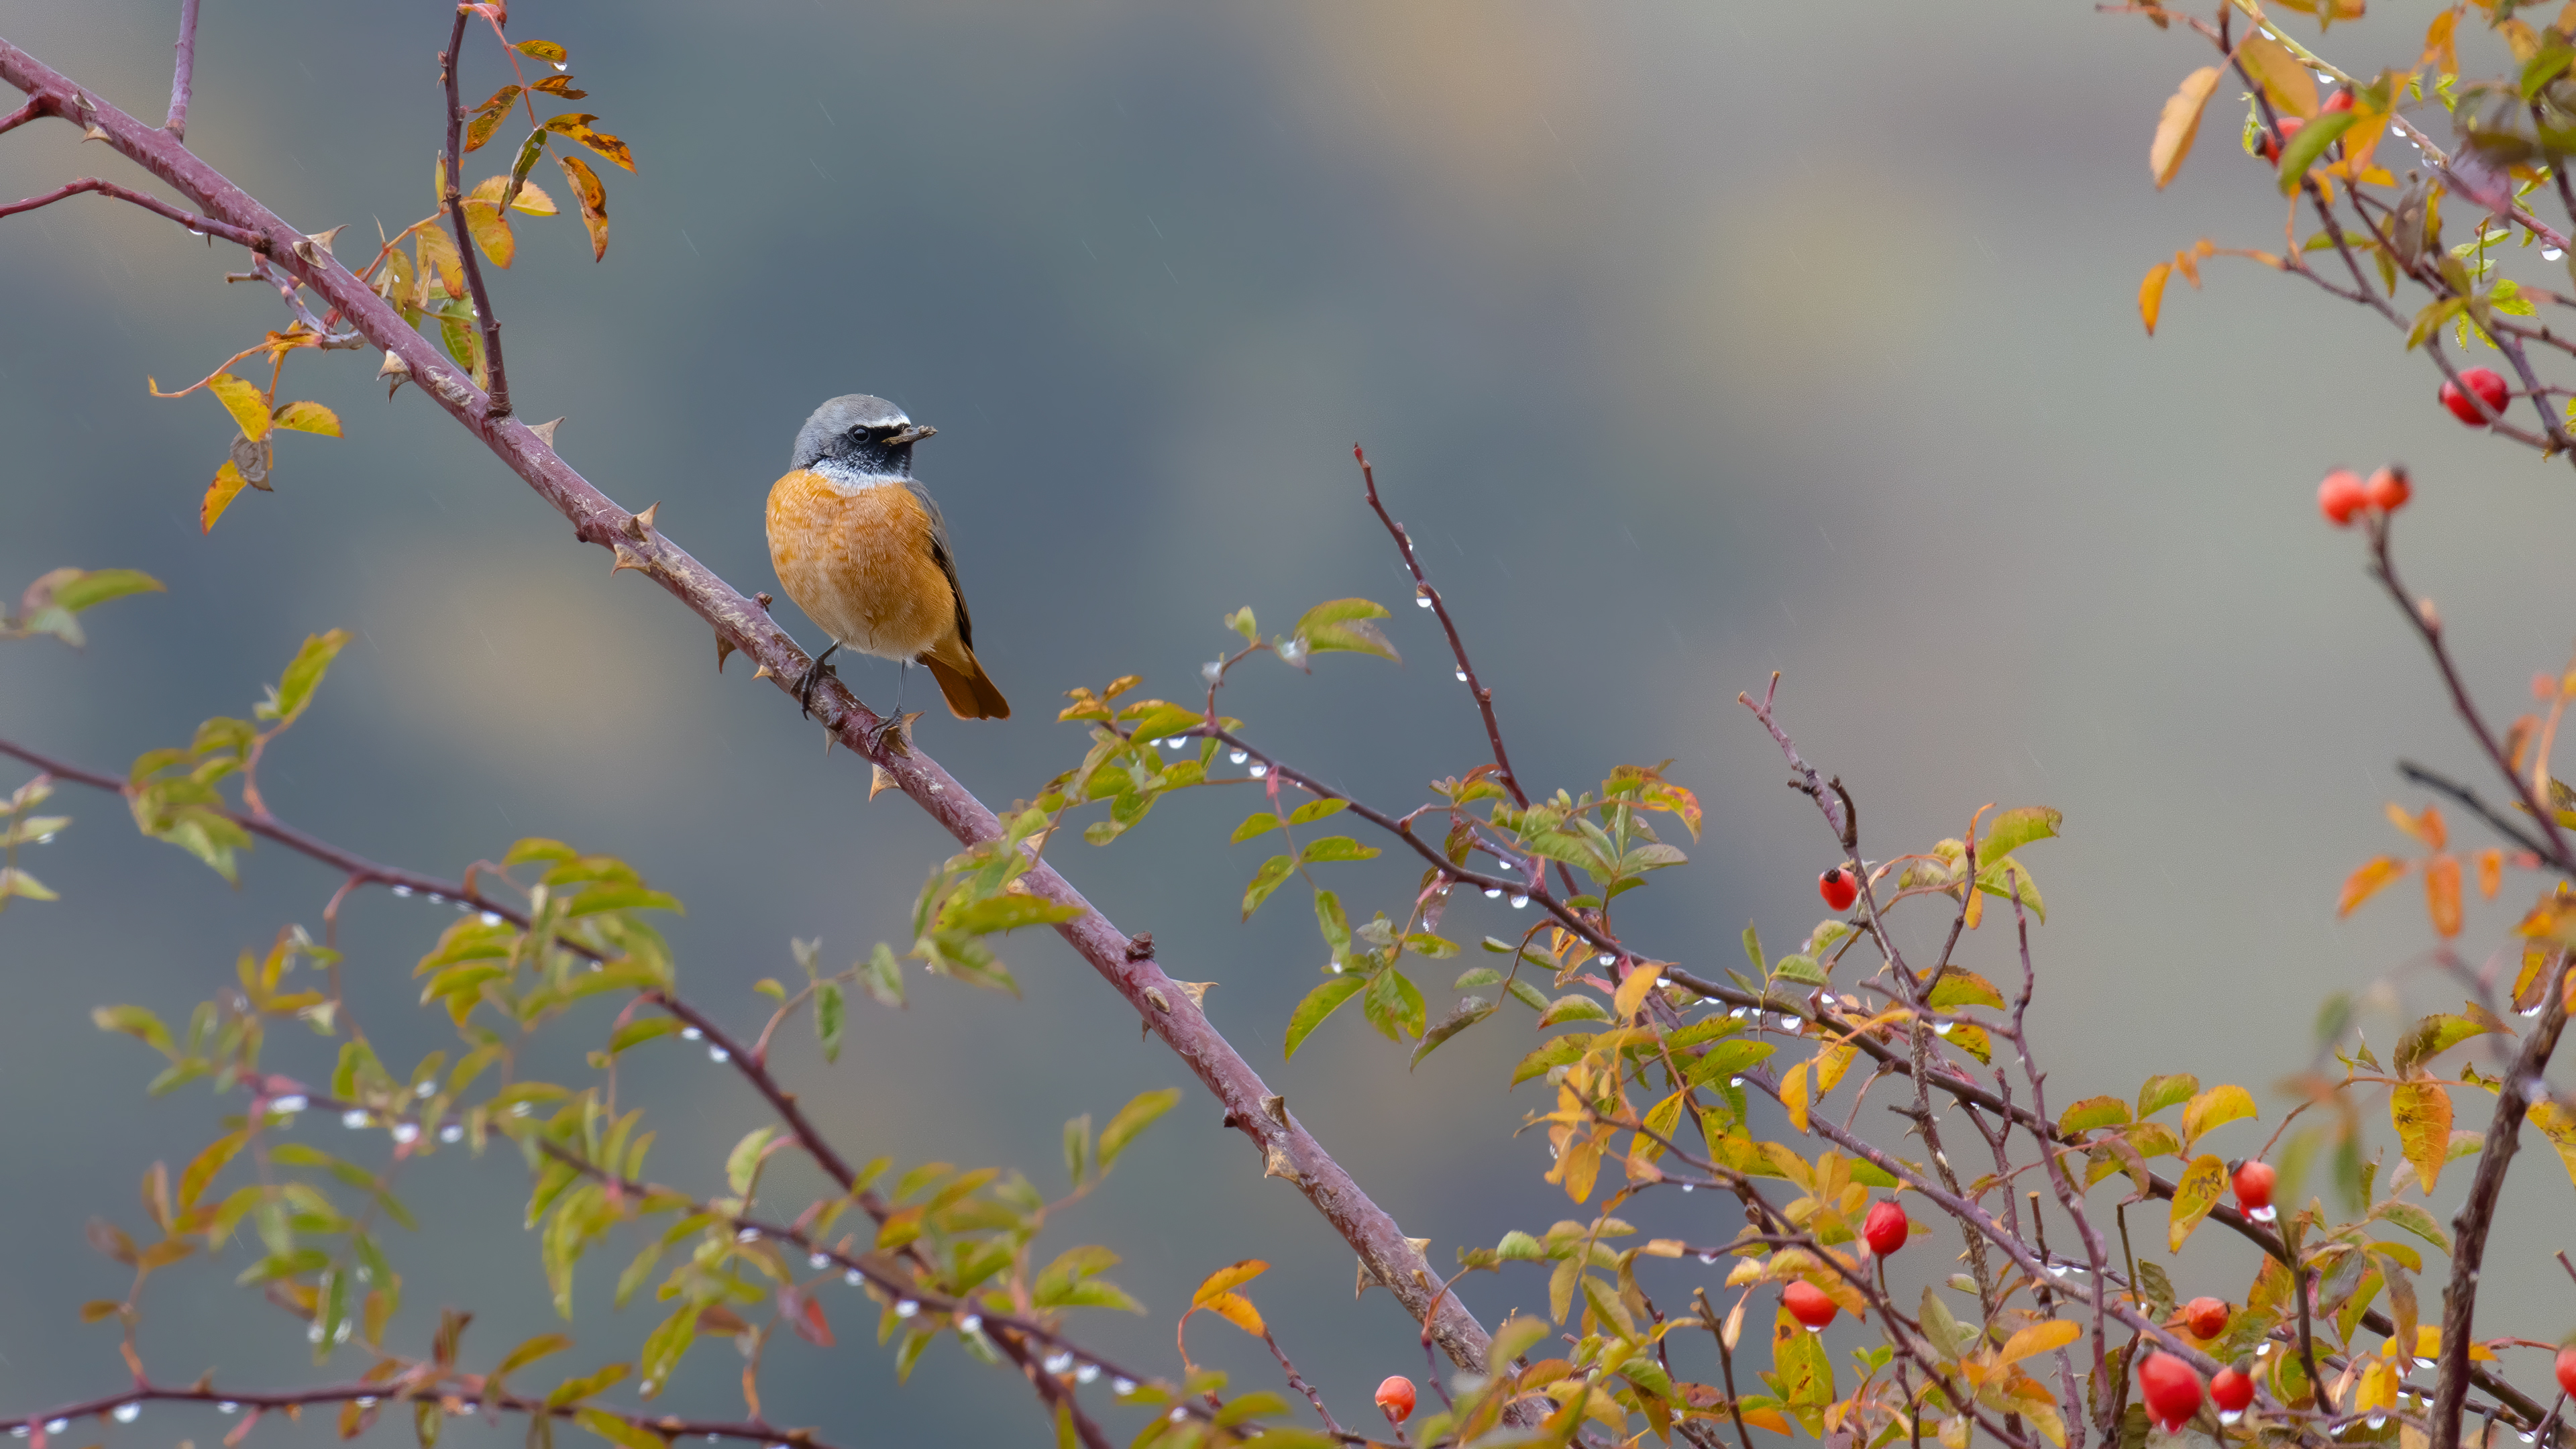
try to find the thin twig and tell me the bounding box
[0,176,268,251]
[164,0,199,140]
[437,12,510,419]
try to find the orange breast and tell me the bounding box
[765,470,957,661]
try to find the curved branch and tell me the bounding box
[0,1381,847,1449]
[0,176,268,251]
[0,34,1503,1386]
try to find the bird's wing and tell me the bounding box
[908,478,973,651]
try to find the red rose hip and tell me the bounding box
[1862,1199,1910,1257]
[1375,1375,1415,1424]
[2183,1297,2229,1340]
[2556,1344,2576,1398]
[1819,866,1860,912]
[2321,90,2355,113]
[2233,1159,2276,1222]
[2365,466,2410,513]
[2210,1366,2255,1419]
[2317,469,2366,526]
[2441,368,2510,425]
[1783,1280,1837,1331]
[2137,1352,2204,1433]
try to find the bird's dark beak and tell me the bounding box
[885,424,936,446]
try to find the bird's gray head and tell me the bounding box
[791,394,936,476]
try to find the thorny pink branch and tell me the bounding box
[0,34,1505,1387]
[0,1382,848,1449]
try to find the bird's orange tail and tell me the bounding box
[923,650,1010,720]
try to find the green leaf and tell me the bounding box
[93,1004,175,1057]
[1299,836,1381,865]
[1225,606,1258,644]
[1283,974,1367,1060]
[1363,967,1428,1040]
[859,942,904,1008]
[1230,812,1282,843]
[1742,924,1765,974]
[1242,855,1295,920]
[607,1018,681,1055]
[725,1126,782,1195]
[495,1334,573,1379]
[47,568,162,620]
[256,630,352,726]
[1098,1088,1181,1170]
[1925,969,2006,1011]
[1537,995,1611,1028]
[2137,1073,2200,1120]
[543,1362,630,1407]
[1978,806,2061,862]
[1411,996,1497,1068]
[575,1409,665,1449]
[940,892,1082,936]
[814,980,845,1063]
[2276,109,2363,195]
[2371,1200,2451,1252]
[1287,798,1348,825]
[2057,1096,2131,1134]
[1772,954,1827,986]
[1289,598,1400,663]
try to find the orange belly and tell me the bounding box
[765,469,956,661]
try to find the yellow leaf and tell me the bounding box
[1996,1319,2081,1366]
[2239,34,2319,119]
[462,202,515,268]
[2524,1098,2576,1189]
[2392,1080,2453,1193]
[205,373,270,441]
[1197,1290,1263,1336]
[2339,857,2409,916]
[1781,1062,1811,1135]
[416,223,465,299]
[1815,1038,1856,1093]
[271,401,341,437]
[2140,262,2172,336]
[2182,1083,2258,1150]
[557,154,608,262]
[2387,802,2447,850]
[1613,963,1658,1021]
[2151,67,2223,189]
[1192,1260,1269,1302]
[2424,855,2463,939]
[507,179,559,216]
[2424,9,2459,75]
[2167,1153,2226,1251]
[201,461,250,533]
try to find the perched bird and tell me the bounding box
[765,394,1010,733]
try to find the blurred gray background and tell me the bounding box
[4,0,2572,1442]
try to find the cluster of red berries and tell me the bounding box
[2316,466,2410,526]
[1778,1201,1913,1331]
[2255,89,2353,162]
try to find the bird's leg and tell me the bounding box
[868,661,911,755]
[794,641,842,720]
